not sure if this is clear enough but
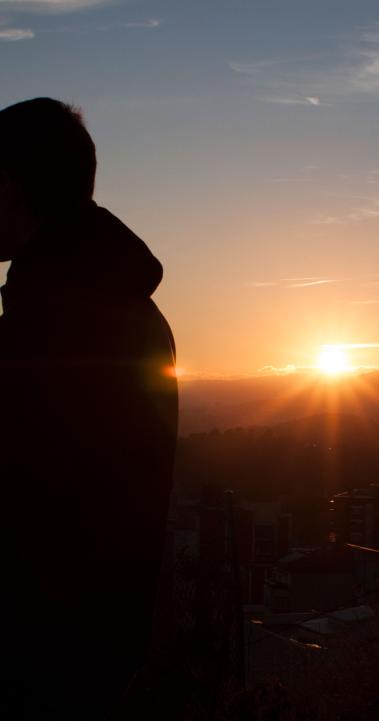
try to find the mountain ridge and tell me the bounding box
[178,371,379,435]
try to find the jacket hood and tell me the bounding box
[1,202,163,318]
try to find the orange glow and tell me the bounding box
[163,365,185,379]
[316,346,351,376]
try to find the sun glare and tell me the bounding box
[317,346,351,376]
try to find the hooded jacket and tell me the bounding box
[0,201,178,716]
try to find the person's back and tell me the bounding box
[0,98,177,719]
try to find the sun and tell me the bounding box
[317,345,351,375]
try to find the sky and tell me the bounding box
[3,1,379,376]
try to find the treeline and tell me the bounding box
[174,415,379,545]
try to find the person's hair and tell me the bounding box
[0,97,96,214]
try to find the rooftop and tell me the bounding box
[278,545,355,574]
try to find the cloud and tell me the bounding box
[313,198,379,226]
[263,95,321,106]
[0,0,112,13]
[286,278,335,288]
[257,364,297,375]
[257,360,379,376]
[248,276,337,289]
[229,55,326,76]
[351,204,379,220]
[122,19,160,29]
[312,215,345,226]
[361,25,379,44]
[0,15,161,38]
[230,25,379,107]
[283,277,324,282]
[229,57,329,105]
[353,51,379,93]
[0,26,34,39]
[352,23,379,93]
[66,17,161,32]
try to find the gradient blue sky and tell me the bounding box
[3,0,379,375]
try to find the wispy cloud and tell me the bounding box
[0,0,111,11]
[361,27,379,44]
[68,17,161,32]
[257,361,379,376]
[230,24,379,107]
[287,278,335,288]
[229,57,329,105]
[344,24,379,94]
[351,203,379,220]
[283,277,325,282]
[303,96,320,106]
[122,19,160,29]
[0,26,34,39]
[312,215,345,226]
[354,57,379,92]
[248,276,337,289]
[263,95,321,107]
[313,197,379,226]
[229,55,328,76]
[257,364,297,375]
[0,14,161,38]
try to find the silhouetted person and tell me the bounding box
[0,98,177,719]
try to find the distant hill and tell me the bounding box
[178,372,379,435]
[175,411,379,522]
[272,412,379,448]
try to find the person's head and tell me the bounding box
[0,97,97,260]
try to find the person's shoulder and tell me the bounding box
[91,204,148,246]
[86,203,164,299]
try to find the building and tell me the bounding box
[170,486,291,604]
[265,545,354,613]
[264,544,379,613]
[330,484,379,548]
[244,602,379,719]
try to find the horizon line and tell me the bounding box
[177,365,379,382]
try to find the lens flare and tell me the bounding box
[317,346,350,375]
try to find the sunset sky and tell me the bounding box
[2,0,379,376]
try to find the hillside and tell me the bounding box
[178,371,379,435]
